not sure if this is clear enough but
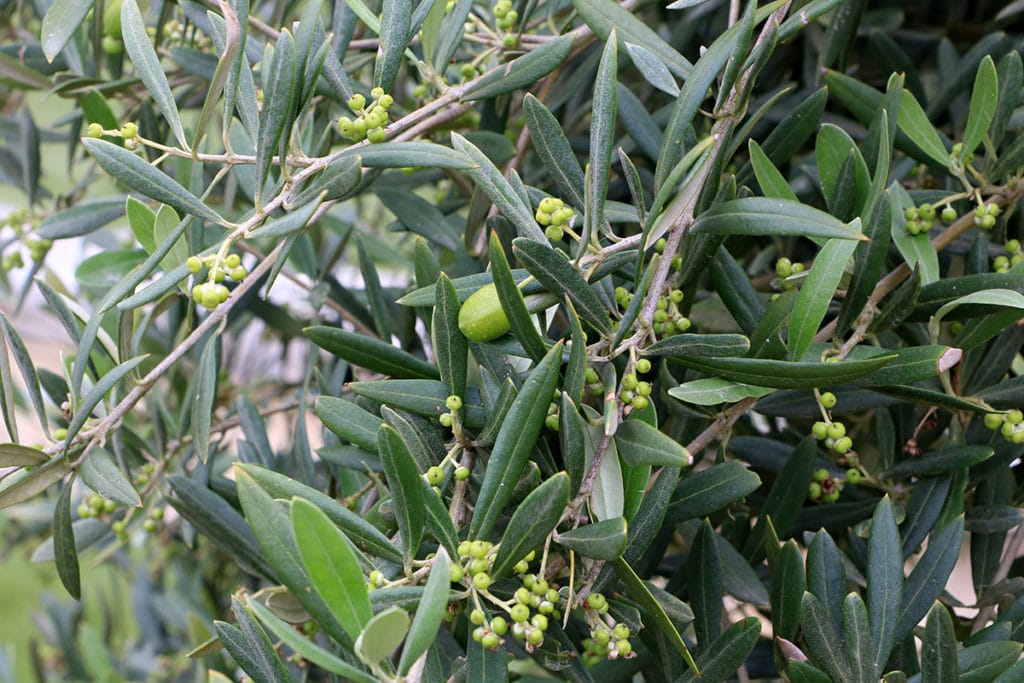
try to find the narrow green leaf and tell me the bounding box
[744,435,817,559]
[614,419,691,467]
[41,0,94,62]
[255,30,297,206]
[64,355,148,457]
[398,548,450,675]
[678,616,761,683]
[493,473,569,578]
[355,606,411,666]
[463,34,575,100]
[291,497,372,640]
[958,641,1023,683]
[559,393,586,497]
[802,592,853,681]
[556,517,627,561]
[248,597,376,682]
[691,198,867,241]
[770,540,806,642]
[82,139,224,225]
[314,396,381,451]
[121,0,188,148]
[378,188,459,251]
[626,42,679,96]
[816,124,870,218]
[691,519,722,649]
[668,354,897,390]
[419,477,458,559]
[190,332,218,463]
[586,30,617,252]
[348,379,488,429]
[53,483,80,600]
[432,273,468,402]
[489,233,547,362]
[665,461,761,524]
[80,447,141,507]
[378,424,424,561]
[749,140,798,201]
[375,0,411,91]
[921,602,958,683]
[668,378,774,406]
[344,141,473,169]
[235,467,353,646]
[215,602,292,683]
[0,454,71,509]
[885,445,993,479]
[167,475,274,580]
[249,195,325,239]
[643,333,750,358]
[306,326,439,379]
[523,95,585,211]
[894,517,964,640]
[962,55,999,158]
[469,341,563,539]
[843,593,874,683]
[0,312,47,436]
[572,0,691,77]
[452,133,546,242]
[789,236,860,360]
[897,89,949,168]
[512,237,612,336]
[867,496,902,675]
[37,197,126,240]
[612,556,697,674]
[238,462,401,563]
[0,443,47,467]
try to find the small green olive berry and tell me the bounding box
[808,481,822,499]
[631,396,649,411]
[510,603,530,623]
[187,256,202,273]
[846,468,862,484]
[458,283,510,341]
[455,466,470,481]
[812,421,829,440]
[635,358,651,374]
[120,122,138,139]
[439,412,453,427]
[491,616,508,635]
[941,207,957,223]
[86,122,104,138]
[826,421,846,439]
[820,392,837,409]
[348,93,366,111]
[984,413,1004,430]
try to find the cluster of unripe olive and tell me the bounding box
[614,287,691,339]
[336,89,393,144]
[86,120,141,150]
[983,409,1024,444]
[493,0,519,30]
[775,257,806,291]
[535,197,576,242]
[77,492,118,520]
[973,202,1001,230]
[188,253,246,310]
[580,592,636,664]
[993,239,1022,273]
[903,203,958,236]
[806,392,866,503]
[808,467,849,504]
[810,392,855,454]
[452,542,559,652]
[618,365,653,412]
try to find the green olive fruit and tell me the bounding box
[458,283,510,341]
[104,0,123,40]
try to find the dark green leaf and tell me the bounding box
[53,483,80,600]
[513,237,612,336]
[291,497,372,641]
[398,548,450,675]
[770,540,806,642]
[885,445,993,479]
[37,196,125,240]
[375,0,410,92]
[744,435,817,559]
[669,354,897,390]
[191,332,218,463]
[921,602,958,683]
[614,419,691,467]
[463,34,575,100]
[64,355,148,457]
[470,341,562,539]
[665,461,761,524]
[489,232,546,362]
[344,141,473,169]
[80,447,141,507]
[238,462,401,563]
[0,312,47,436]
[844,593,874,683]
[256,29,297,206]
[895,517,963,640]
[493,473,569,578]
[556,516,627,561]
[867,496,902,674]
[644,333,750,359]
[121,0,187,147]
[348,379,487,429]
[314,396,382,451]
[962,55,998,158]
[691,519,722,649]
[802,592,852,681]
[377,424,424,562]
[678,616,761,683]
[82,139,224,225]
[789,236,860,361]
[572,0,690,78]
[41,0,94,62]
[306,326,439,379]
[691,197,866,241]
[585,31,617,251]
[523,95,585,211]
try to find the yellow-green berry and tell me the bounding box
[439,413,453,427]
[826,421,846,439]
[120,122,138,139]
[984,413,1004,430]
[775,257,793,278]
[820,392,837,409]
[491,616,508,635]
[941,207,957,223]
[455,466,470,481]
[348,93,366,111]
[510,604,530,623]
[446,395,463,411]
[808,481,822,499]
[846,468,862,484]
[426,466,444,485]
[187,256,203,273]
[87,123,104,138]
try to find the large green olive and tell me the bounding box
[458,283,510,341]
